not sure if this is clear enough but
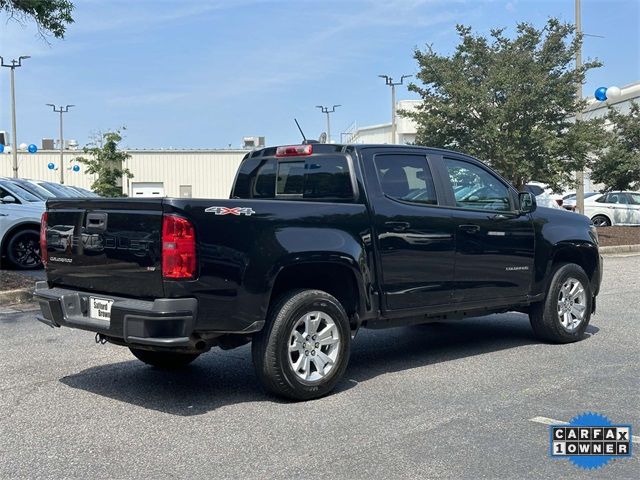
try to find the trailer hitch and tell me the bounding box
[95,333,108,345]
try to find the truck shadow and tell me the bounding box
[60,313,599,416]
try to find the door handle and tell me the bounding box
[385,221,410,232]
[86,212,108,232]
[459,224,481,234]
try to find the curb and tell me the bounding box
[599,244,640,255]
[0,287,34,306]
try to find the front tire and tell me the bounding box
[129,347,200,369]
[252,289,351,401]
[6,229,42,270]
[529,263,592,343]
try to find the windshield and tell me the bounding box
[14,180,55,199]
[0,180,43,202]
[38,182,74,197]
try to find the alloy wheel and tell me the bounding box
[556,277,587,332]
[288,311,341,382]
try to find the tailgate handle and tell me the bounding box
[86,212,108,231]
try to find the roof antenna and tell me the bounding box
[294,118,307,143]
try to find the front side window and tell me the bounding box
[0,185,15,201]
[445,158,511,211]
[374,154,437,205]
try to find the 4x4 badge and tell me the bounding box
[205,206,255,216]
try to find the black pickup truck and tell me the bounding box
[35,143,602,400]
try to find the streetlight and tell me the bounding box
[575,0,585,215]
[379,74,412,144]
[46,104,75,184]
[315,105,341,143]
[0,55,30,178]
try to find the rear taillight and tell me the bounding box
[40,212,48,267]
[162,214,196,279]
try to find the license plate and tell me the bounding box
[89,297,113,321]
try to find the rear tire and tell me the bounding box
[6,229,42,270]
[529,263,592,343]
[591,215,611,227]
[252,289,351,401]
[129,347,200,369]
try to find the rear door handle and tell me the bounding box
[385,221,410,232]
[459,224,481,234]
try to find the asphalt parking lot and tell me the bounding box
[1,255,638,479]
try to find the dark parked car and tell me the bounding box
[35,143,602,400]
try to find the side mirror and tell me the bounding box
[519,192,536,214]
[0,195,17,204]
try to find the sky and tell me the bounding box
[0,0,639,150]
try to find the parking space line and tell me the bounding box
[529,416,640,443]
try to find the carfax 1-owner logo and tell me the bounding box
[550,412,633,470]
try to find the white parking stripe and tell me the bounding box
[529,416,640,443]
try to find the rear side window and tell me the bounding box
[233,155,353,201]
[628,193,640,204]
[374,154,437,205]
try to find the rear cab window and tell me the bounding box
[232,154,355,202]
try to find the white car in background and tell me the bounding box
[0,180,45,269]
[584,191,640,227]
[562,192,600,211]
[523,184,564,210]
[526,182,564,207]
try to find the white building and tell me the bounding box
[0,149,247,198]
[347,100,420,145]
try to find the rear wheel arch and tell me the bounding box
[1,222,42,258]
[268,261,363,321]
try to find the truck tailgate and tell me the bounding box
[45,198,164,298]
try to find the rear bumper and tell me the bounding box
[34,281,199,348]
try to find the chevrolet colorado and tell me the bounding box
[35,143,602,400]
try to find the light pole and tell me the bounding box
[575,0,585,214]
[0,55,30,178]
[316,105,341,143]
[46,104,74,184]
[379,74,412,144]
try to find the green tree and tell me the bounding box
[1,0,74,38]
[590,102,640,192]
[75,130,133,197]
[404,19,605,191]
